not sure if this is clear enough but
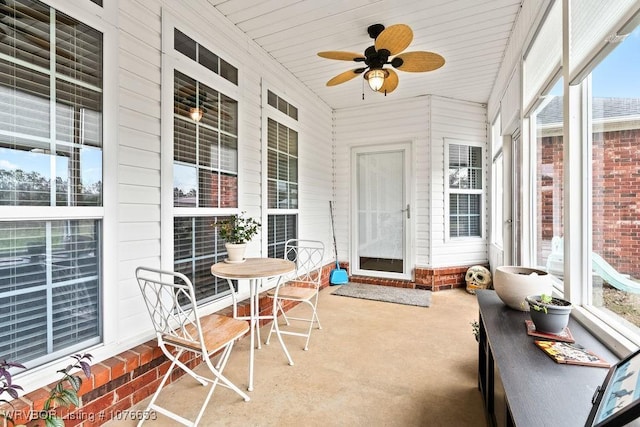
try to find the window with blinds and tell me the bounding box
[172,33,240,304]
[0,0,103,366]
[267,214,297,259]
[0,220,101,362]
[174,216,233,303]
[448,143,483,238]
[173,71,238,208]
[267,118,298,209]
[266,91,299,255]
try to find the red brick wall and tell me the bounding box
[536,134,564,266]
[538,128,640,277]
[592,129,640,277]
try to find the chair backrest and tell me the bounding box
[284,239,325,287]
[135,266,206,352]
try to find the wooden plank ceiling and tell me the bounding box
[207,0,523,110]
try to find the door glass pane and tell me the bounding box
[357,150,404,273]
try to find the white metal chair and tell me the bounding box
[265,239,325,365]
[135,267,250,426]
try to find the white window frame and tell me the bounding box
[0,0,117,390]
[160,11,242,316]
[261,82,300,256]
[444,138,485,241]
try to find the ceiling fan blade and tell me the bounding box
[318,51,366,61]
[326,68,364,86]
[380,69,399,93]
[374,24,413,56]
[394,51,445,72]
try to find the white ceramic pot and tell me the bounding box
[493,266,553,311]
[225,242,247,263]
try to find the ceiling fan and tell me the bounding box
[317,23,445,95]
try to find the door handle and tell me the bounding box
[402,204,410,219]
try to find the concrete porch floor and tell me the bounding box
[106,287,486,426]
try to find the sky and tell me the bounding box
[592,26,640,98]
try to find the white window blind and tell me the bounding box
[569,0,639,82]
[500,68,520,135]
[0,220,101,362]
[174,216,231,304]
[523,0,562,114]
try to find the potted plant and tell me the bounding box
[1,353,92,427]
[216,212,261,263]
[525,294,572,334]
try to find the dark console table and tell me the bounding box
[477,290,619,426]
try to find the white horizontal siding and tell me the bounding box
[333,97,430,268]
[430,96,488,267]
[108,0,333,358]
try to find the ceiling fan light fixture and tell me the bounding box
[365,68,388,92]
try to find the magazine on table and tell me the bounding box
[534,340,611,368]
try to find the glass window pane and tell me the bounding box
[174,71,196,121]
[198,46,218,74]
[267,90,277,109]
[0,219,101,363]
[199,127,219,169]
[174,216,231,305]
[0,0,51,69]
[589,25,640,330]
[55,12,103,88]
[220,172,237,208]
[0,147,51,206]
[267,214,297,258]
[174,29,196,61]
[289,130,298,156]
[199,81,218,128]
[220,134,237,173]
[268,118,277,149]
[289,105,298,121]
[0,59,50,139]
[534,80,564,276]
[174,118,196,163]
[173,164,196,207]
[198,169,216,208]
[220,94,237,135]
[219,58,237,85]
[55,145,103,206]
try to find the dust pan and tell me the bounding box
[329,201,348,285]
[330,261,348,285]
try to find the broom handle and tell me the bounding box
[329,201,340,269]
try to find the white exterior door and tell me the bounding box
[351,143,412,280]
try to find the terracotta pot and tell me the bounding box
[493,266,553,311]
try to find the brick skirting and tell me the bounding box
[1,262,478,425]
[347,263,484,291]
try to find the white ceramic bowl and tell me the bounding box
[493,266,553,311]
